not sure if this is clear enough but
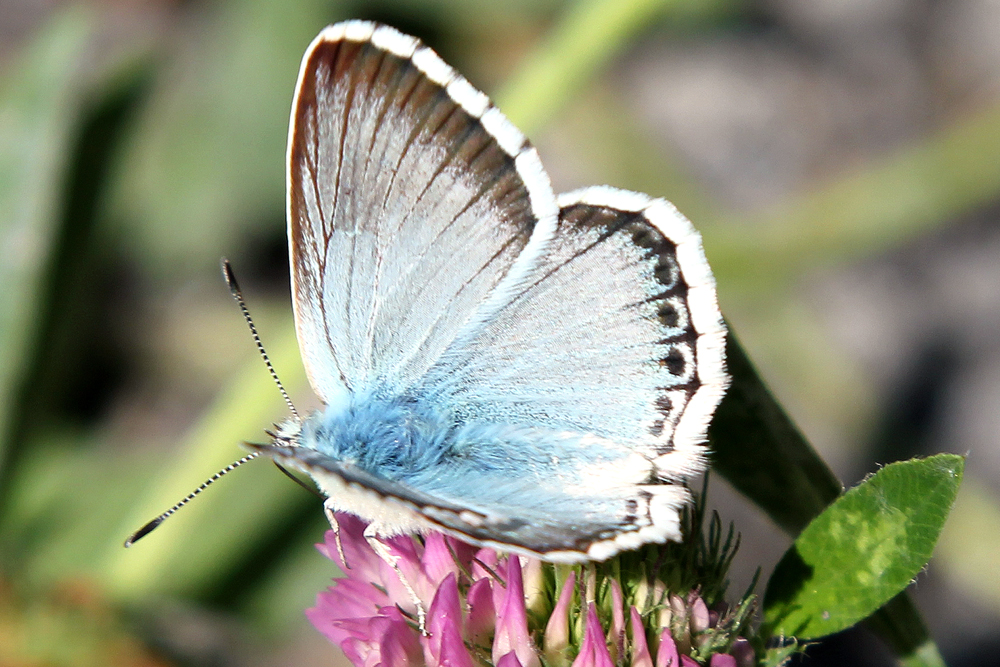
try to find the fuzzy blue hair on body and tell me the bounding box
[298,390,652,520]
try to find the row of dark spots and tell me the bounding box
[648,380,699,443]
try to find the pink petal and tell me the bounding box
[422,573,473,667]
[469,549,507,623]
[496,652,525,667]
[327,616,383,665]
[446,535,480,571]
[306,578,394,647]
[319,515,426,610]
[380,534,434,605]
[571,603,614,667]
[472,547,502,611]
[709,655,737,667]
[466,577,496,646]
[306,593,347,644]
[338,636,364,667]
[422,532,460,588]
[569,618,595,667]
[312,579,388,621]
[471,549,500,581]
[543,571,576,657]
[656,628,679,667]
[424,573,460,661]
[317,516,385,585]
[471,550,505,613]
[629,607,654,667]
[730,638,756,667]
[493,556,540,667]
[382,532,423,565]
[314,530,340,565]
[436,626,475,667]
[335,607,421,667]
[679,657,699,667]
[374,607,424,667]
[379,629,424,667]
[689,596,710,634]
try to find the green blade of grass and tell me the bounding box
[497,0,735,136]
[0,7,95,474]
[705,101,1000,297]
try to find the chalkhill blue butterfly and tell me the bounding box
[253,21,728,563]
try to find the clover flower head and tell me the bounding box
[307,510,757,667]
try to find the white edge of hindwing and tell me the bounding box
[557,185,729,475]
[287,20,558,399]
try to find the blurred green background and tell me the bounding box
[1,0,999,664]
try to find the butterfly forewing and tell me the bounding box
[287,23,557,402]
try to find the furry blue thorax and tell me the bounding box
[294,390,657,514]
[300,394,460,479]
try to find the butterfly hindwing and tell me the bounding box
[421,187,727,472]
[383,187,729,559]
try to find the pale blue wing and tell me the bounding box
[287,22,557,404]
[282,21,728,561]
[412,187,728,559]
[419,186,728,478]
[291,186,727,561]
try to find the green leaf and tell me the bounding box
[0,7,95,468]
[864,593,946,667]
[763,454,964,639]
[710,333,949,664]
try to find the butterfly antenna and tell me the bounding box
[221,259,299,420]
[123,451,262,547]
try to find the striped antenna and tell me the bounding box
[124,261,304,548]
[124,451,262,547]
[221,258,299,420]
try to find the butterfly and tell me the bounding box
[254,20,729,563]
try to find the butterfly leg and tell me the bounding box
[363,524,427,633]
[323,504,350,570]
